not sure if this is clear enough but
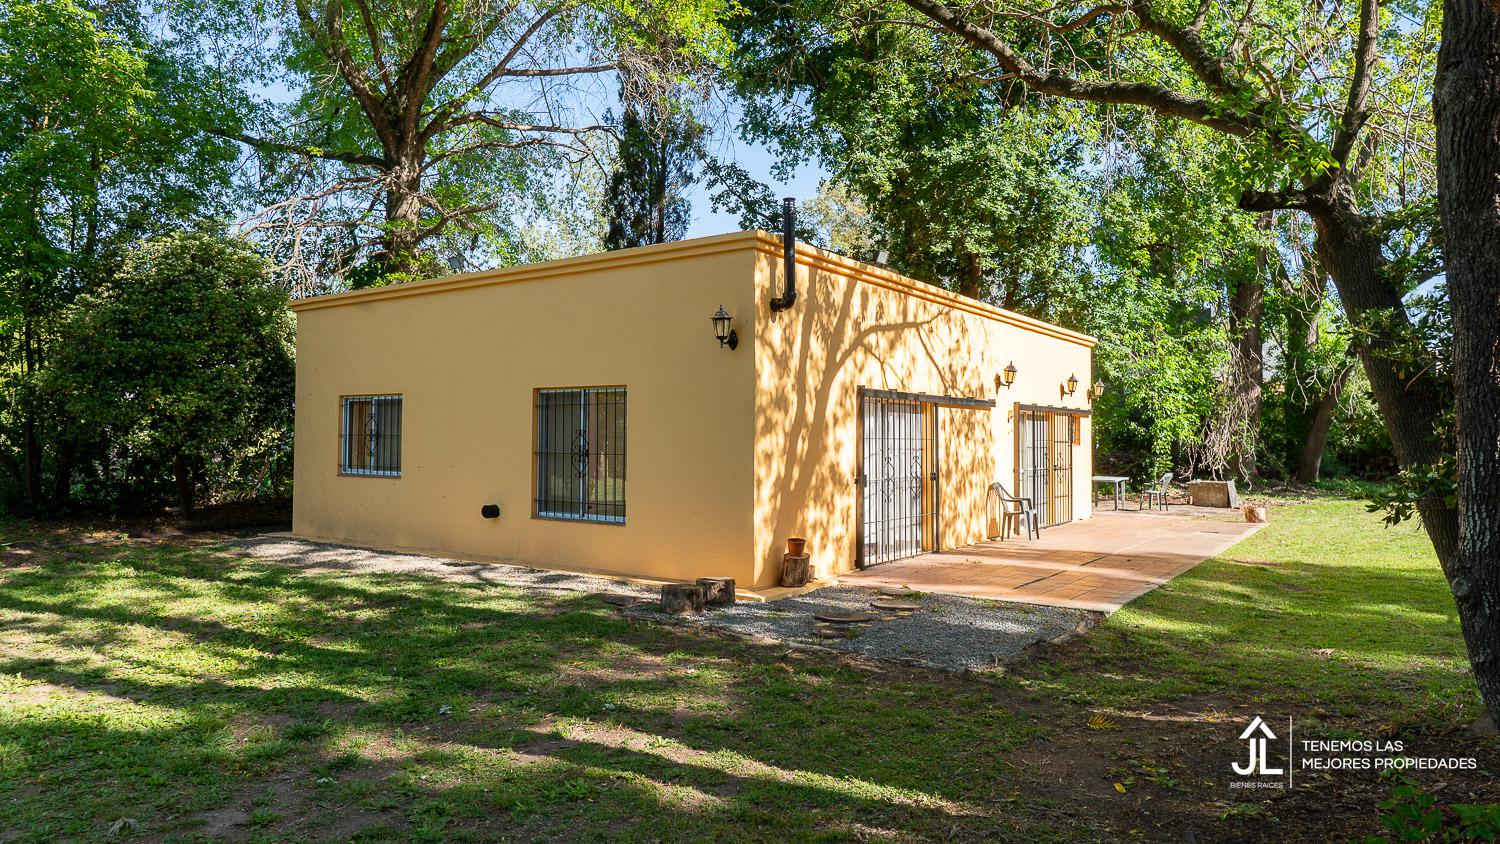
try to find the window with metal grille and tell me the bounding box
[340,395,402,476]
[535,387,625,523]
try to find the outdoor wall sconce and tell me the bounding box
[1001,362,1017,387]
[1061,373,1078,399]
[1092,379,1105,400]
[711,305,738,350]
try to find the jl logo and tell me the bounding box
[1233,716,1284,776]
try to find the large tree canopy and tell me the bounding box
[0,0,238,511]
[195,0,736,291]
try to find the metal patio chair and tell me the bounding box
[990,482,1038,541]
[1141,472,1174,511]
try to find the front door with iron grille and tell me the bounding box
[1019,410,1051,526]
[860,393,938,567]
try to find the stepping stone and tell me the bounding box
[813,611,876,624]
[599,594,640,607]
[812,624,860,639]
[878,586,916,596]
[870,598,923,612]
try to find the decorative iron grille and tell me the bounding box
[340,395,402,476]
[858,391,939,567]
[535,387,626,523]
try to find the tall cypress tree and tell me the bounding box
[603,95,700,249]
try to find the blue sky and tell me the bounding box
[681,144,828,238]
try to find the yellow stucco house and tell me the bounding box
[291,228,1097,589]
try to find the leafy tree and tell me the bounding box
[895,0,1448,537]
[0,0,238,511]
[193,0,736,290]
[45,232,294,515]
[729,2,1091,307]
[892,0,1499,719]
[603,90,701,249]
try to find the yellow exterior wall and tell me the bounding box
[291,230,1096,590]
[292,235,759,584]
[750,235,1096,586]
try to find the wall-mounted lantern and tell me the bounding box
[1092,379,1105,401]
[1002,362,1017,387]
[1060,373,1078,399]
[711,305,738,350]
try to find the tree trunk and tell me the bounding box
[376,160,423,280]
[1281,265,1325,473]
[1436,0,1500,726]
[1295,361,1353,483]
[172,452,195,516]
[960,251,983,299]
[50,439,75,507]
[1227,221,1267,481]
[1307,196,1458,565]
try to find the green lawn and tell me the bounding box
[0,499,1489,842]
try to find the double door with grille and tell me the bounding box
[1018,409,1075,528]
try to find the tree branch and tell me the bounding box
[1330,0,1380,167]
[500,63,619,77]
[295,0,395,156]
[351,0,394,93]
[423,6,559,140]
[1238,187,1327,212]
[208,128,386,168]
[395,0,449,139]
[1127,0,1252,100]
[898,0,1266,137]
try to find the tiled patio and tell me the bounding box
[841,508,1264,613]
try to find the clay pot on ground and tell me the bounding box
[786,537,807,556]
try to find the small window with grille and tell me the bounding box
[535,387,626,523]
[340,395,402,476]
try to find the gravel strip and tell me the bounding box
[226,536,659,600]
[228,536,1095,673]
[629,585,1097,673]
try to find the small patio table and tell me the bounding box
[1092,475,1129,510]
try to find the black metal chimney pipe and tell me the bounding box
[771,197,797,311]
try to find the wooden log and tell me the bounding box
[780,554,811,588]
[695,577,736,607]
[660,584,705,615]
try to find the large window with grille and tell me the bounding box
[340,395,402,476]
[535,387,625,523]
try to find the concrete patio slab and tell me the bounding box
[839,508,1264,613]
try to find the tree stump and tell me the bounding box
[780,554,811,588]
[660,584,705,615]
[696,577,736,607]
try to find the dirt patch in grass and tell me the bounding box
[998,692,1500,842]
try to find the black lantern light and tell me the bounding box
[1093,379,1105,399]
[1002,361,1017,387]
[711,305,738,350]
[1066,373,1079,396]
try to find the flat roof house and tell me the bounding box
[291,229,1097,589]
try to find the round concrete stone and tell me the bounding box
[813,611,877,624]
[812,624,860,639]
[870,598,923,612]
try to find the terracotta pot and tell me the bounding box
[786,537,808,556]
